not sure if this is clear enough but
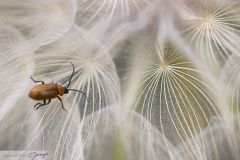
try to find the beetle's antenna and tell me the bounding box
[68,89,90,102]
[66,62,75,89]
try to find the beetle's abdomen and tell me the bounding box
[29,84,59,100]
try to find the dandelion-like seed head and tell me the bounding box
[130,39,218,151]
[159,61,171,72]
[180,0,240,69]
[202,14,213,22]
[13,27,121,160]
[82,54,102,72]
[33,27,120,113]
[201,13,215,26]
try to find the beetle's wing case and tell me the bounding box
[28,83,59,100]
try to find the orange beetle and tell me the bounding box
[29,63,88,111]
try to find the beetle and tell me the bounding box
[28,62,88,111]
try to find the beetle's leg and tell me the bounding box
[34,100,50,110]
[34,100,46,109]
[46,99,51,105]
[34,102,43,110]
[30,75,44,84]
[57,96,67,111]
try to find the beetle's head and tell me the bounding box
[64,87,69,94]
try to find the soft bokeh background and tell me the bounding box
[0,0,239,160]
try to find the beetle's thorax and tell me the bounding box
[57,84,65,96]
